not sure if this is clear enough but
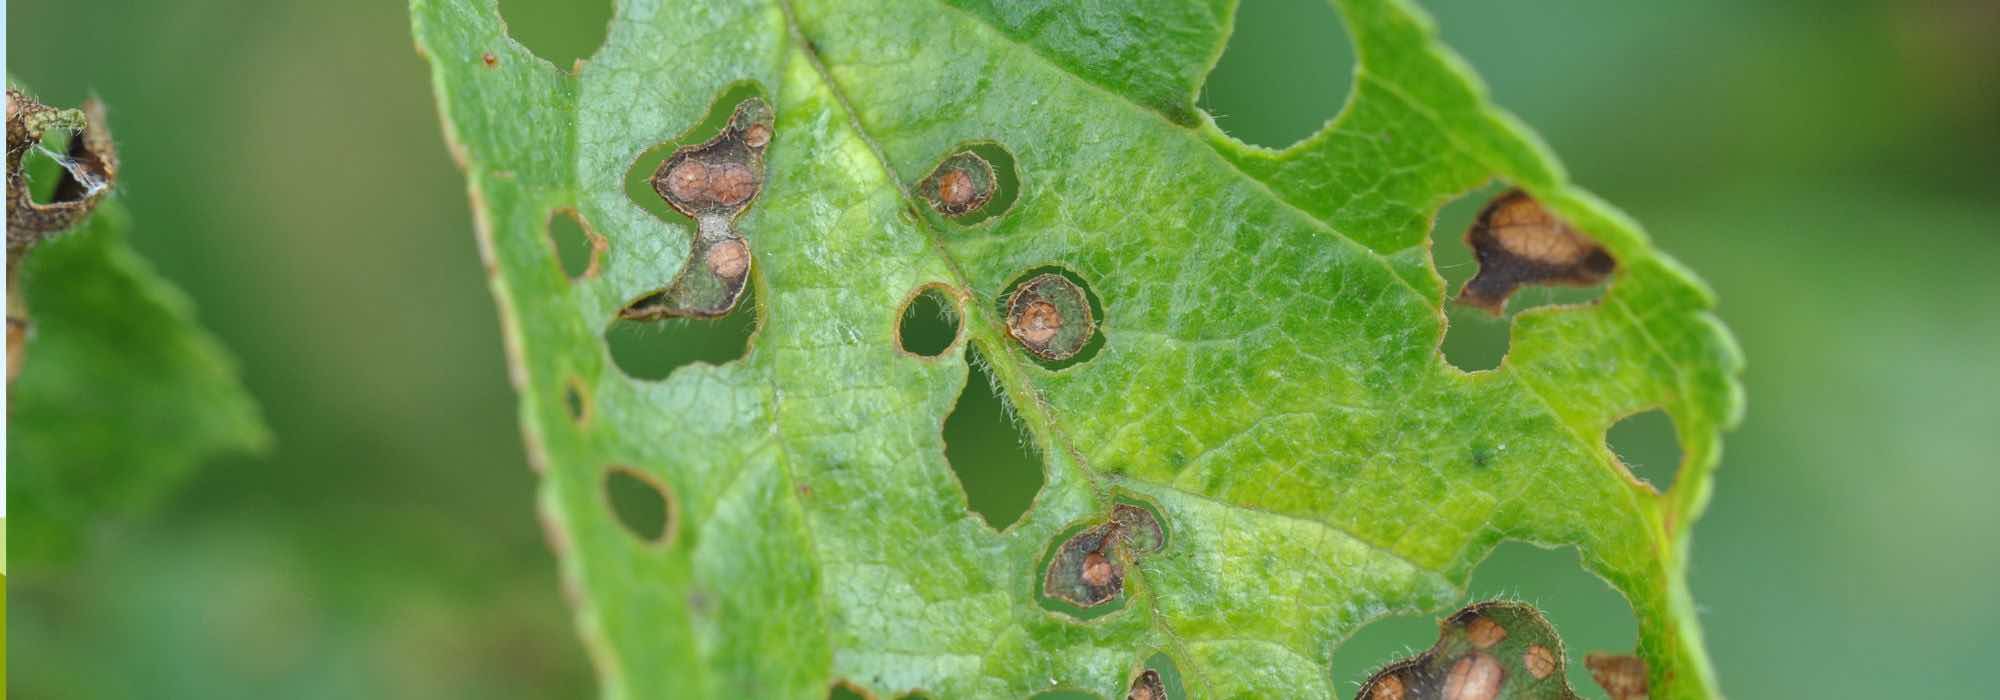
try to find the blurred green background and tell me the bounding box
[7,0,1997,697]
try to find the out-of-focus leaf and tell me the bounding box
[8,202,269,562]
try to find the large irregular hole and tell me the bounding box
[1199,0,1356,148]
[1435,184,1609,372]
[1354,600,1585,700]
[605,285,759,381]
[918,141,1020,226]
[1331,608,1435,692]
[1334,543,1637,696]
[495,0,611,70]
[603,466,676,545]
[1466,543,1636,695]
[1000,267,1105,368]
[548,209,602,280]
[1607,409,1682,492]
[942,347,1044,529]
[897,286,962,357]
[625,82,767,223]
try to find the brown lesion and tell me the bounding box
[1125,669,1166,700]
[1455,189,1615,315]
[622,97,774,320]
[1354,601,1585,700]
[1584,653,1649,700]
[1006,272,1097,362]
[7,87,120,383]
[918,150,996,218]
[1042,502,1166,609]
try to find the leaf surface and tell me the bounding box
[8,204,270,562]
[411,1,1743,697]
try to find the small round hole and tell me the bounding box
[603,466,676,545]
[896,286,962,357]
[563,377,589,424]
[548,209,603,280]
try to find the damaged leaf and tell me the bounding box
[1356,601,1582,700]
[7,84,267,563]
[1455,189,1616,315]
[6,87,119,248]
[411,0,1743,698]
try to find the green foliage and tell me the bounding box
[8,202,269,562]
[411,0,1742,697]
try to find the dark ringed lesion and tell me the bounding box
[622,97,775,320]
[1454,189,1615,316]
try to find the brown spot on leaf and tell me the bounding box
[650,98,773,219]
[919,150,996,217]
[663,158,760,212]
[1040,497,1167,611]
[481,51,499,67]
[1015,300,1060,344]
[626,96,775,319]
[707,238,749,278]
[1081,551,1115,587]
[1126,669,1166,700]
[1455,189,1615,315]
[1442,653,1503,700]
[742,122,771,148]
[1355,601,1584,700]
[1006,272,1096,362]
[1586,653,1648,700]
[1358,662,1415,700]
[1463,615,1508,649]
[1523,645,1558,680]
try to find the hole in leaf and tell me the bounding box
[605,285,759,381]
[1354,600,1583,700]
[827,680,872,700]
[496,0,610,70]
[548,209,602,280]
[1466,543,1637,695]
[1333,544,1637,696]
[563,377,589,424]
[897,285,962,357]
[1199,0,1355,148]
[626,82,768,223]
[1000,266,1105,368]
[1331,608,1436,690]
[603,466,675,545]
[1435,183,1607,372]
[23,127,78,204]
[1131,651,1188,700]
[942,347,1044,529]
[1607,409,1682,492]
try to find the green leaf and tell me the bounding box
[8,203,270,562]
[411,0,1743,698]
